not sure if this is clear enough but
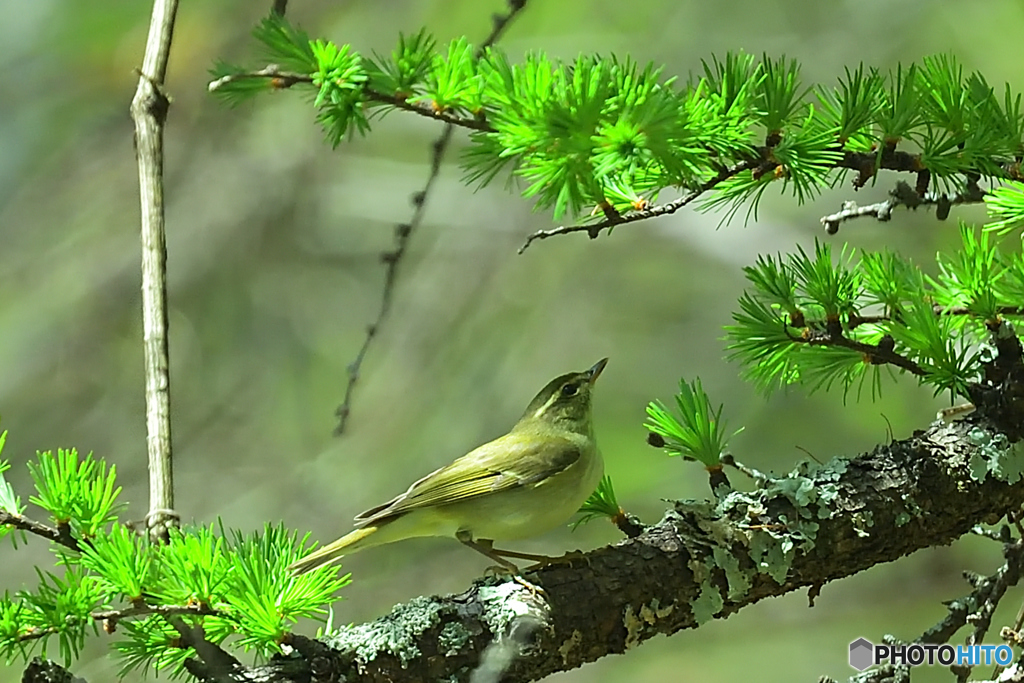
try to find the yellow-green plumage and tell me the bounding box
[288,359,607,575]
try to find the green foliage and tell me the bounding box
[77,524,154,600]
[311,39,369,145]
[0,450,350,676]
[366,29,436,96]
[15,567,104,663]
[986,181,1024,236]
[817,65,884,150]
[252,14,315,74]
[212,18,1024,223]
[28,449,124,539]
[754,55,807,133]
[645,379,740,467]
[113,617,191,679]
[0,430,27,548]
[150,526,231,607]
[571,476,621,530]
[724,228,1019,400]
[222,525,348,656]
[931,226,1002,319]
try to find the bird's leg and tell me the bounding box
[457,533,547,596]
[489,547,585,571]
[456,532,520,572]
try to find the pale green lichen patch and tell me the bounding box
[324,595,446,666]
[622,604,644,650]
[557,629,583,665]
[894,495,922,526]
[689,576,724,625]
[747,527,795,585]
[850,510,874,538]
[438,621,471,657]
[711,545,751,600]
[623,598,675,649]
[686,556,723,625]
[968,427,1024,484]
[680,455,855,595]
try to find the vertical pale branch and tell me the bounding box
[129,0,180,542]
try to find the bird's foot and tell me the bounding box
[523,549,585,572]
[482,565,546,597]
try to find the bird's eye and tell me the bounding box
[561,382,579,397]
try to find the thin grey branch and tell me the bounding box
[129,0,179,542]
[12,603,223,646]
[334,0,529,434]
[207,66,312,93]
[0,510,80,551]
[518,159,763,252]
[849,539,1024,683]
[820,180,988,234]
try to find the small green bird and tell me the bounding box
[289,359,607,575]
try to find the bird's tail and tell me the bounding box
[288,526,379,575]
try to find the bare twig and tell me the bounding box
[270,0,288,15]
[207,65,311,93]
[820,179,988,234]
[919,541,1024,646]
[208,69,495,132]
[799,328,927,377]
[0,510,80,551]
[518,159,763,252]
[130,0,179,542]
[13,603,223,645]
[333,0,529,434]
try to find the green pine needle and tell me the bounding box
[645,379,740,468]
[985,181,1024,236]
[572,476,621,530]
[28,449,125,539]
[222,524,350,655]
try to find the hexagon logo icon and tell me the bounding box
[849,638,874,671]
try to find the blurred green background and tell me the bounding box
[3,0,1024,681]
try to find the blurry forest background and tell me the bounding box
[3,1,1024,681]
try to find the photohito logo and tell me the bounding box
[848,638,1013,671]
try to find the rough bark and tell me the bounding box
[229,417,1024,683]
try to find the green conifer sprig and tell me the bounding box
[645,378,741,467]
[986,181,1024,235]
[724,227,1023,400]
[0,447,349,677]
[210,15,1024,225]
[571,476,621,530]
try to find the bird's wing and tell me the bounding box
[353,433,581,526]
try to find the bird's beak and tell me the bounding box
[586,358,609,385]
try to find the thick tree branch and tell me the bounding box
[21,657,87,683]
[236,417,1024,683]
[130,0,179,542]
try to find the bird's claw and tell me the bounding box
[524,549,585,572]
[482,565,547,597]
